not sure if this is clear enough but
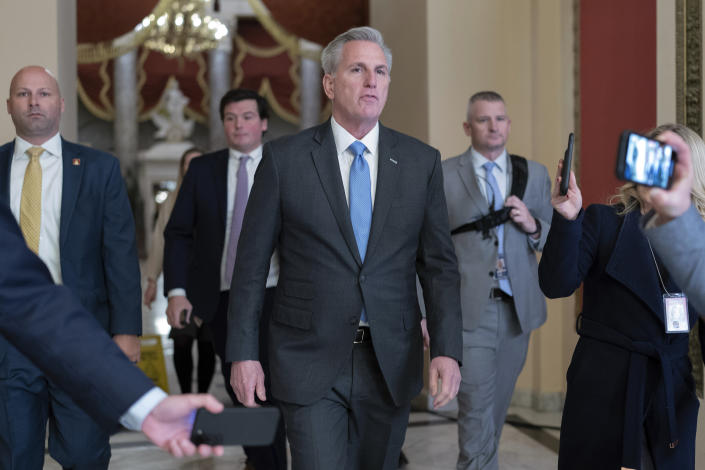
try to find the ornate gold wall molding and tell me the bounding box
[676,0,702,134]
[676,0,703,398]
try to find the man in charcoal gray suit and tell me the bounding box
[226,26,463,470]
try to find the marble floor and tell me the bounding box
[42,275,705,469]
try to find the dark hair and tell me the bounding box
[219,88,268,122]
[178,147,203,180]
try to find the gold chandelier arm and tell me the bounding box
[77,0,174,64]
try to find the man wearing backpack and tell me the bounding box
[442,91,553,470]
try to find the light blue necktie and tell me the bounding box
[349,140,372,322]
[483,161,513,296]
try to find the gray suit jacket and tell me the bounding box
[226,120,463,407]
[442,149,552,332]
[643,205,705,314]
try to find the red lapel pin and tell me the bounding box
[72,158,81,166]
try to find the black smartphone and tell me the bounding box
[616,130,676,189]
[179,309,188,325]
[560,132,574,195]
[190,407,280,446]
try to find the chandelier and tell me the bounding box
[139,0,229,58]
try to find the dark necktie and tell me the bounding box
[225,155,250,285]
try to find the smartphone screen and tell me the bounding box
[616,131,676,189]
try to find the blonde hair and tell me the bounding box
[610,123,705,219]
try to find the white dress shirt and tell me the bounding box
[9,133,64,284]
[330,117,379,327]
[331,117,379,206]
[168,145,279,299]
[119,387,167,430]
[219,145,279,291]
[471,147,509,204]
[471,147,540,245]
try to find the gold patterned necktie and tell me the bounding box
[20,146,44,253]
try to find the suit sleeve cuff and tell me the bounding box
[119,387,168,431]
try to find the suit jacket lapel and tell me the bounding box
[0,142,14,207]
[60,139,85,246]
[310,122,362,266]
[212,150,229,229]
[365,124,399,261]
[605,211,664,322]
[457,149,490,215]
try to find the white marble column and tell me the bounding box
[209,38,232,151]
[113,49,139,173]
[299,39,323,130]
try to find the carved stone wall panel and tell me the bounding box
[676,0,703,398]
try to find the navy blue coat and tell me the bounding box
[0,139,142,335]
[163,149,230,322]
[539,204,699,470]
[0,203,152,431]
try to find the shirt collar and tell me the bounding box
[14,133,62,160]
[330,116,379,157]
[229,144,263,164]
[470,147,508,174]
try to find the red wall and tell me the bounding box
[580,0,657,206]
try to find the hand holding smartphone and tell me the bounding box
[190,407,280,446]
[559,132,574,195]
[616,130,677,189]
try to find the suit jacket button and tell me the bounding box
[488,271,493,277]
[494,240,498,246]
[359,275,366,283]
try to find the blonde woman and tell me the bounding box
[539,124,704,470]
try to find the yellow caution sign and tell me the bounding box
[137,335,169,393]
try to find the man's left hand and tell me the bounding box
[141,393,225,458]
[505,195,538,236]
[429,356,461,409]
[114,334,141,363]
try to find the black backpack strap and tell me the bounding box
[508,154,528,199]
[450,207,511,237]
[450,154,529,238]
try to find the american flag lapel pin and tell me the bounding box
[72,158,81,166]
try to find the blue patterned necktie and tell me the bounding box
[349,140,372,322]
[483,161,513,296]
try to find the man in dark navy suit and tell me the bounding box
[0,65,142,469]
[0,202,225,463]
[164,88,286,470]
